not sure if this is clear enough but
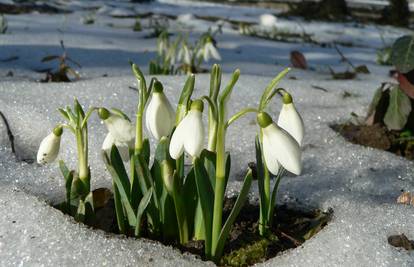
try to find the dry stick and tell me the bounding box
[279,231,303,247]
[334,44,356,70]
[311,85,329,92]
[0,111,15,154]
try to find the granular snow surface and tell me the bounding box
[0,0,414,266]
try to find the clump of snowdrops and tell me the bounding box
[37,63,304,263]
[149,28,221,75]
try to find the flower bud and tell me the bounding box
[37,126,63,164]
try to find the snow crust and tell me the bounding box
[0,0,414,266]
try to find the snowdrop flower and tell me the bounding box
[169,99,204,159]
[37,126,63,164]
[157,32,169,56]
[257,112,301,175]
[98,108,135,144]
[177,43,192,65]
[197,38,221,62]
[102,132,131,162]
[145,81,175,140]
[277,93,304,145]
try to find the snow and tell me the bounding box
[0,0,414,266]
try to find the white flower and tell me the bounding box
[37,126,62,164]
[145,82,175,140]
[277,94,304,145]
[258,112,302,175]
[203,41,221,62]
[102,133,131,162]
[169,100,204,159]
[177,43,192,65]
[103,114,135,144]
[197,39,221,62]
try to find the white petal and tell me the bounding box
[102,133,130,162]
[263,124,302,175]
[206,42,221,61]
[104,116,135,143]
[183,111,204,158]
[278,103,304,145]
[184,45,192,65]
[37,133,61,164]
[262,134,280,175]
[145,93,175,140]
[203,45,210,62]
[169,116,187,159]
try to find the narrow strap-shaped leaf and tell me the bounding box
[59,160,70,181]
[384,85,412,130]
[142,138,151,164]
[58,108,70,121]
[218,69,240,107]
[135,188,153,237]
[201,149,216,190]
[110,145,131,199]
[216,168,253,259]
[194,158,214,257]
[102,151,136,227]
[182,168,197,235]
[176,74,195,124]
[113,181,127,234]
[110,108,131,122]
[267,169,284,224]
[223,152,231,193]
[255,136,267,224]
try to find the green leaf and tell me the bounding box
[194,158,214,257]
[135,188,153,237]
[74,99,85,120]
[102,151,136,227]
[384,86,412,130]
[366,85,385,120]
[255,136,267,227]
[201,149,216,190]
[218,69,240,106]
[182,168,197,236]
[209,64,222,101]
[110,145,131,200]
[113,182,127,234]
[131,63,147,93]
[391,35,414,73]
[58,108,70,121]
[142,138,151,164]
[267,170,283,224]
[216,168,253,259]
[176,74,195,124]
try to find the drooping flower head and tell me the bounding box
[37,125,63,164]
[101,132,131,162]
[257,112,302,175]
[197,37,221,62]
[277,93,304,145]
[98,107,135,144]
[145,80,175,141]
[169,99,204,159]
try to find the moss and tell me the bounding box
[220,238,270,267]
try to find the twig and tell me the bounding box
[334,44,356,69]
[0,111,15,154]
[311,85,329,92]
[128,86,138,92]
[279,231,303,247]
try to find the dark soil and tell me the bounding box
[56,192,332,266]
[331,123,414,160]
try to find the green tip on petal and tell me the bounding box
[53,125,63,137]
[153,80,164,93]
[257,112,273,128]
[190,99,204,112]
[282,92,293,104]
[98,107,110,120]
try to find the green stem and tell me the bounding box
[76,129,88,190]
[211,123,226,259]
[225,108,259,129]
